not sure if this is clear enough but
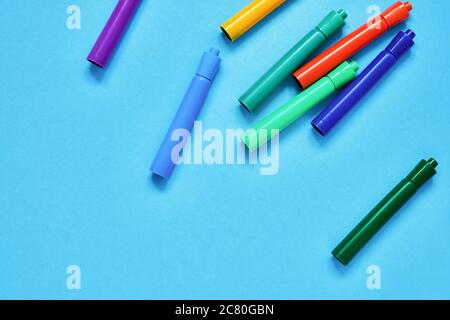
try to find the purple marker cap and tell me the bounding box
[385,29,415,59]
[311,29,415,136]
[87,0,141,68]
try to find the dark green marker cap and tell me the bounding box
[407,158,438,188]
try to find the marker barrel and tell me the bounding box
[87,0,141,68]
[242,61,360,151]
[239,10,348,112]
[293,1,413,89]
[312,29,415,136]
[332,158,438,265]
[151,49,221,179]
[221,0,286,42]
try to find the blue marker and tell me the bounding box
[151,48,221,179]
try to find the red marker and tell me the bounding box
[293,1,413,89]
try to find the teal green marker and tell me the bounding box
[242,61,360,151]
[239,9,348,112]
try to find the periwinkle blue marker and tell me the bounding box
[311,29,415,136]
[151,48,221,178]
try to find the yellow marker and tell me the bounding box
[221,0,286,41]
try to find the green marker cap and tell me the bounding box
[407,158,438,188]
[317,9,348,38]
[327,61,360,89]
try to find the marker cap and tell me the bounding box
[87,0,141,68]
[407,158,438,188]
[197,48,221,81]
[381,1,413,28]
[327,61,360,89]
[386,29,415,58]
[220,0,286,42]
[317,9,348,38]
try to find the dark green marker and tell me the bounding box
[332,158,438,265]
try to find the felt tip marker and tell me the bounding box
[312,29,416,136]
[332,158,438,266]
[239,9,348,112]
[151,49,221,179]
[221,0,286,42]
[241,61,360,151]
[293,1,413,89]
[87,0,141,68]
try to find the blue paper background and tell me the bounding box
[0,0,449,299]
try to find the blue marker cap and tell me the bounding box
[197,48,221,81]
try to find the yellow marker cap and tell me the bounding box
[220,0,286,42]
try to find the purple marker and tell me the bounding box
[87,0,141,68]
[311,29,415,136]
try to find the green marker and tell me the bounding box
[239,9,348,112]
[241,61,360,151]
[333,158,438,266]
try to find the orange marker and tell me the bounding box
[293,1,413,89]
[221,0,286,42]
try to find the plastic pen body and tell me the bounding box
[293,1,413,89]
[332,158,438,265]
[242,61,360,151]
[221,0,286,41]
[239,10,348,112]
[312,29,415,136]
[151,49,221,179]
[87,0,141,68]
[333,178,417,265]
